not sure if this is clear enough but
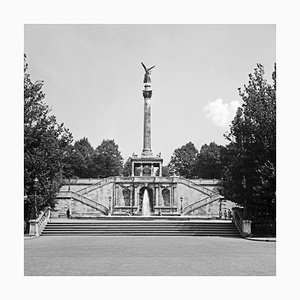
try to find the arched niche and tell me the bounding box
[162,188,170,206]
[122,188,131,206]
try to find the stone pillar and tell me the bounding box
[158,185,161,206]
[112,183,115,206]
[171,185,175,210]
[142,85,153,157]
[29,220,39,236]
[115,185,119,206]
[155,185,159,207]
[159,163,162,177]
[170,187,173,208]
[242,220,252,237]
[134,185,138,207]
[131,162,134,177]
[140,165,143,177]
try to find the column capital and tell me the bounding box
[143,90,152,98]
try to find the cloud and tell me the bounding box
[203,98,241,127]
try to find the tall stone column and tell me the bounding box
[142,84,153,157]
[155,185,159,207]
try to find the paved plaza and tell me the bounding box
[24,236,275,276]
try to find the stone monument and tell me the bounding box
[130,62,163,177]
[54,62,235,218]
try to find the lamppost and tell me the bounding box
[180,197,183,215]
[242,175,247,219]
[33,177,39,219]
[108,196,112,216]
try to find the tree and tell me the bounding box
[24,55,73,224]
[193,142,225,179]
[92,139,124,178]
[63,138,95,178]
[122,157,132,176]
[222,64,276,220]
[168,142,198,178]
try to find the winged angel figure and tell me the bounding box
[141,62,155,83]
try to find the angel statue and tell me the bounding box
[141,62,155,83]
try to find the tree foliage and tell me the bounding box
[62,138,124,178]
[222,64,276,220]
[168,142,198,178]
[92,139,124,178]
[62,138,94,178]
[24,55,73,223]
[122,157,132,176]
[193,142,224,179]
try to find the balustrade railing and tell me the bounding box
[232,207,243,235]
[58,191,109,214]
[76,177,115,195]
[182,193,223,215]
[177,177,216,196]
[29,207,51,236]
[231,207,251,237]
[190,178,222,185]
[115,177,133,182]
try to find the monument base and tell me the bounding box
[131,154,163,177]
[141,149,153,157]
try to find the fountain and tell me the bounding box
[142,189,151,216]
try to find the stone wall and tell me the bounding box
[174,183,208,208]
[54,179,112,217]
[54,177,236,218]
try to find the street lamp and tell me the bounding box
[180,197,183,215]
[242,175,247,219]
[33,177,39,219]
[109,196,112,216]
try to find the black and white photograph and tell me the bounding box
[23,24,276,276]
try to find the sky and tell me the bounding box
[24,24,275,163]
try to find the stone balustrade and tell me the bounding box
[58,191,109,214]
[177,177,216,196]
[182,193,223,215]
[29,207,51,236]
[76,177,114,195]
[232,207,252,237]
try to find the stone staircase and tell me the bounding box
[56,191,109,214]
[41,220,241,237]
[56,177,224,216]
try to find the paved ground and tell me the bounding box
[24,236,276,276]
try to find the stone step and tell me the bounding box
[42,231,240,236]
[45,222,235,226]
[43,227,238,230]
[46,224,237,229]
[42,220,240,237]
[46,220,233,224]
[42,233,240,237]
